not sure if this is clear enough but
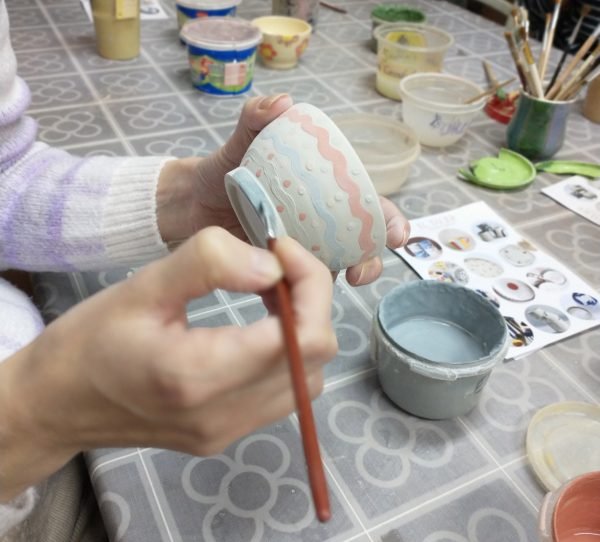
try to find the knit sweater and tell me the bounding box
[0,0,173,534]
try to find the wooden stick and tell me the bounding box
[546,24,600,99]
[546,4,592,92]
[267,237,331,523]
[555,44,600,99]
[465,77,516,104]
[520,28,545,97]
[504,31,529,90]
[539,0,562,81]
[319,1,346,13]
[563,69,598,100]
[483,60,499,87]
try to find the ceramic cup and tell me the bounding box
[225,103,387,271]
[371,281,509,419]
[506,91,575,160]
[538,471,600,541]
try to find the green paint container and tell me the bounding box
[370,4,426,51]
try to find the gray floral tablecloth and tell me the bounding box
[9,0,600,539]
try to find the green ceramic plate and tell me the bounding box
[535,160,600,179]
[459,149,536,190]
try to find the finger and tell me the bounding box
[139,227,283,308]
[379,196,410,249]
[345,256,383,286]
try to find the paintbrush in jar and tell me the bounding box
[538,0,562,81]
[258,202,331,523]
[519,27,545,97]
[546,24,600,99]
[504,31,529,90]
[554,44,600,99]
[547,3,592,92]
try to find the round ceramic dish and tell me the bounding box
[459,148,536,190]
[225,103,387,271]
[372,281,509,419]
[180,18,262,95]
[526,401,600,492]
[252,16,312,69]
[175,0,241,30]
[538,471,600,541]
[332,113,421,195]
[399,73,485,147]
[374,23,454,101]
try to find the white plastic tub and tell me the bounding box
[176,0,242,30]
[332,113,420,195]
[399,72,485,147]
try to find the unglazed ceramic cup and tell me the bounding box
[225,102,387,271]
[252,16,312,69]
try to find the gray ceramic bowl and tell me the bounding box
[371,280,508,419]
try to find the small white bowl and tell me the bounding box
[399,73,485,147]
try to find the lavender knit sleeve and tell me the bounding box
[1,0,172,272]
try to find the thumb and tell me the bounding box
[138,227,283,308]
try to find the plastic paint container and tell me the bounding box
[538,471,600,542]
[332,113,421,195]
[374,23,453,101]
[399,73,485,147]
[180,17,261,95]
[370,4,426,51]
[175,0,242,30]
[371,281,508,419]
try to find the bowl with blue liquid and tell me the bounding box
[371,280,508,419]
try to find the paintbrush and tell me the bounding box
[319,1,347,13]
[538,0,562,81]
[562,67,599,100]
[504,31,529,90]
[465,77,516,104]
[546,4,592,92]
[482,60,499,87]
[520,27,545,97]
[258,202,331,523]
[554,44,600,99]
[546,24,600,99]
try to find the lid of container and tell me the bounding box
[332,113,421,170]
[526,401,600,491]
[177,0,242,10]
[180,17,262,50]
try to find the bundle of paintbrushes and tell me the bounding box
[503,2,600,102]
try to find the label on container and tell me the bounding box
[115,0,138,19]
[224,62,247,87]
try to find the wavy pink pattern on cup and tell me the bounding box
[283,108,376,256]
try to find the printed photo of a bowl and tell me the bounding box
[251,16,312,70]
[399,73,485,147]
[225,102,387,271]
[175,0,242,31]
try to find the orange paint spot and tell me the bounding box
[311,245,320,252]
[276,205,285,213]
[283,179,292,188]
[256,169,262,177]
[299,212,307,221]
[268,153,274,160]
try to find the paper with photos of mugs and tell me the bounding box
[542,175,600,227]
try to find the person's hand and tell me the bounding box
[155,94,410,287]
[0,229,337,502]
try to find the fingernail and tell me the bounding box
[258,93,290,110]
[253,249,283,281]
[356,259,379,285]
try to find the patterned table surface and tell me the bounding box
[8,0,600,539]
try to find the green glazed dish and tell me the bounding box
[459,148,536,190]
[371,4,426,24]
[535,160,600,179]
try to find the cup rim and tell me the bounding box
[519,89,578,105]
[251,15,313,37]
[373,22,454,53]
[553,471,600,538]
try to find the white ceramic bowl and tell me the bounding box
[225,103,387,271]
[399,73,485,147]
[332,113,421,195]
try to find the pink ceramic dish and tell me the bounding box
[225,102,387,271]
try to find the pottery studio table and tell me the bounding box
[8,0,600,540]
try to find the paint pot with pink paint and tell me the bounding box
[538,471,600,542]
[224,102,387,271]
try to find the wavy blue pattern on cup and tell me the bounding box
[261,130,346,269]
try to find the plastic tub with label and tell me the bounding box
[175,0,242,30]
[332,113,420,195]
[180,17,261,95]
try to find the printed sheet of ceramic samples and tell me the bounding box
[395,201,600,359]
[541,176,600,226]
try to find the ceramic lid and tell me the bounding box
[526,401,600,491]
[459,148,536,190]
[180,17,262,50]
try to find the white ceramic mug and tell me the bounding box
[225,103,387,271]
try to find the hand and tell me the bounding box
[0,229,337,502]
[156,94,410,287]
